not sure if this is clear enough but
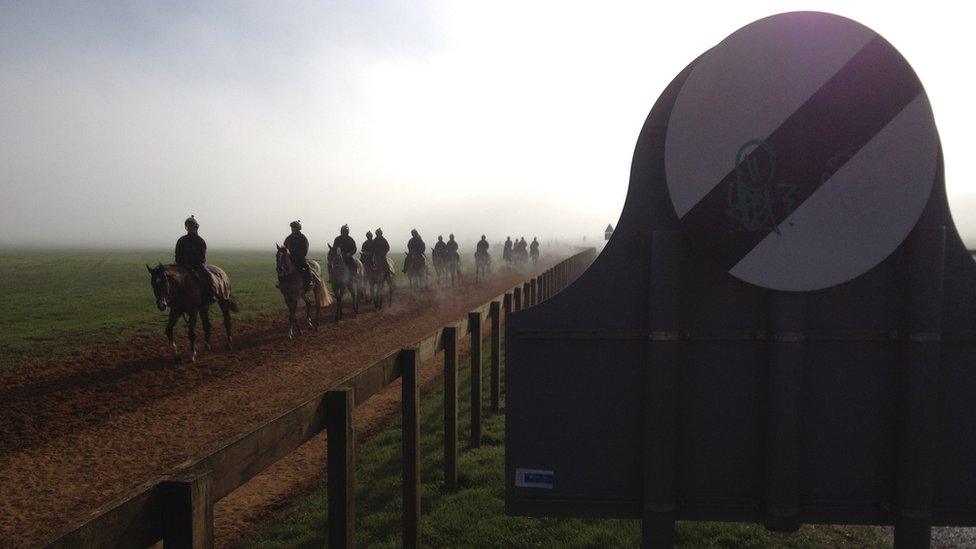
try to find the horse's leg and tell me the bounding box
[303,294,313,330]
[200,306,213,351]
[334,287,342,322]
[221,301,233,350]
[352,280,359,315]
[287,299,297,338]
[166,308,181,364]
[186,309,198,363]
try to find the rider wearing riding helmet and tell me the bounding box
[477,235,490,254]
[404,229,426,272]
[372,228,390,259]
[446,233,459,256]
[332,224,358,272]
[283,220,313,289]
[433,235,447,259]
[175,215,215,301]
[361,231,374,257]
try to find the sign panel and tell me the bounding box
[664,13,938,291]
[506,11,976,545]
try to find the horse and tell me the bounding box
[431,248,447,285]
[475,249,491,283]
[446,250,462,286]
[530,247,540,265]
[404,251,429,290]
[147,263,237,364]
[367,252,396,309]
[275,245,330,338]
[513,246,528,267]
[327,244,362,321]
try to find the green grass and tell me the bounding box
[247,339,889,548]
[0,249,279,370]
[0,249,483,372]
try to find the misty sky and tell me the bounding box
[1,1,974,249]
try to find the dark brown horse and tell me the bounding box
[404,251,428,290]
[365,252,396,309]
[327,244,362,321]
[276,245,330,337]
[446,250,461,286]
[475,249,491,283]
[147,263,237,363]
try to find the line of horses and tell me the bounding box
[148,241,535,363]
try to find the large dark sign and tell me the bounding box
[506,12,974,547]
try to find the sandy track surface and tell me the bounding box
[0,267,536,547]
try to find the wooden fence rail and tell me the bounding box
[44,249,595,549]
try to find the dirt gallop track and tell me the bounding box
[0,267,542,547]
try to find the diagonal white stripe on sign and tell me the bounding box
[729,94,938,291]
[666,13,875,217]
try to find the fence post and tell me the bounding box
[523,282,531,307]
[530,278,537,306]
[503,292,512,315]
[326,387,356,548]
[894,227,945,549]
[160,471,213,549]
[642,231,684,549]
[443,327,459,491]
[490,301,501,414]
[513,287,522,311]
[468,312,482,447]
[400,348,421,548]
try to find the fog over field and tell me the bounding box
[1,1,974,249]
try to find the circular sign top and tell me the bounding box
[664,12,938,291]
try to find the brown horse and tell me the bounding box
[147,263,237,363]
[404,251,428,290]
[276,245,330,338]
[475,249,491,283]
[446,250,462,286]
[366,252,396,309]
[327,244,362,321]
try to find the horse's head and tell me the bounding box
[327,244,340,269]
[147,263,172,311]
[275,244,291,279]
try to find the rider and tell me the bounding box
[515,236,527,254]
[372,228,390,261]
[284,220,313,289]
[530,237,540,256]
[503,236,512,263]
[433,235,448,261]
[446,234,459,257]
[361,230,375,261]
[477,235,490,256]
[332,224,358,272]
[175,215,215,301]
[404,229,426,272]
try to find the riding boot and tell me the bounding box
[303,266,314,290]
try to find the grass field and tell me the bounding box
[0,249,480,372]
[247,338,889,548]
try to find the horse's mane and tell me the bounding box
[157,264,189,283]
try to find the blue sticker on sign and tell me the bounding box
[515,468,554,489]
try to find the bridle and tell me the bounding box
[152,268,178,311]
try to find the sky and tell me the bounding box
[0,1,974,249]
